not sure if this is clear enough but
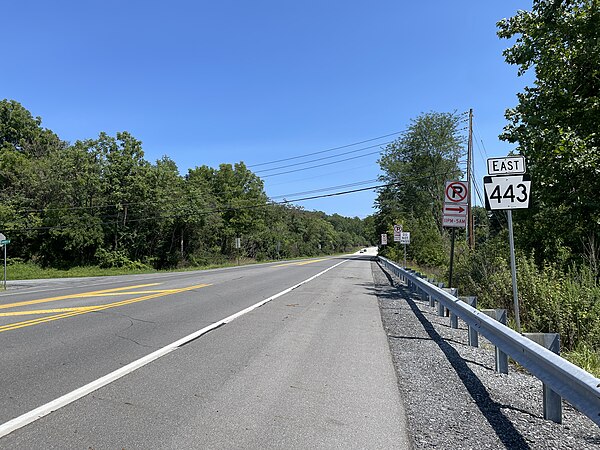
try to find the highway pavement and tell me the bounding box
[0,249,410,448]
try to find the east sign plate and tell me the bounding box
[487,156,526,176]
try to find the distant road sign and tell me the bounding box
[487,156,526,175]
[0,233,5,242]
[393,225,402,242]
[381,233,388,245]
[484,175,531,210]
[399,232,410,245]
[445,181,468,204]
[443,215,467,228]
[0,240,9,245]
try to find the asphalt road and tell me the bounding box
[0,250,410,449]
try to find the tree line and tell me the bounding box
[0,100,369,269]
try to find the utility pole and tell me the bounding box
[467,108,474,250]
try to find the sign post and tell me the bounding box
[235,237,242,265]
[0,233,8,290]
[393,224,402,265]
[399,232,410,268]
[393,224,402,242]
[484,157,531,333]
[443,181,468,289]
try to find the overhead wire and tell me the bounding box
[247,130,403,168]
[254,141,394,174]
[260,149,383,178]
[269,179,380,200]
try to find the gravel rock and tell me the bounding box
[372,261,600,450]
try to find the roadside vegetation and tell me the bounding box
[375,1,600,375]
[0,101,369,274]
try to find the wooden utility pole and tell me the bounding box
[467,108,475,250]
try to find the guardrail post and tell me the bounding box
[416,274,427,301]
[460,296,478,347]
[524,333,562,424]
[427,279,435,307]
[440,287,455,317]
[436,282,445,316]
[411,272,420,293]
[444,288,458,327]
[482,309,508,374]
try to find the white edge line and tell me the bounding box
[0,258,348,438]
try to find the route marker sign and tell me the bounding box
[483,155,531,333]
[393,224,402,242]
[483,174,531,210]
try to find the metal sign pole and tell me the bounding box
[448,228,456,288]
[507,210,521,332]
[403,243,407,269]
[3,244,6,290]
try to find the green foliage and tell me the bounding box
[498,0,600,265]
[375,111,464,267]
[0,100,370,271]
[94,248,151,270]
[564,342,600,378]
[377,111,464,233]
[456,249,600,352]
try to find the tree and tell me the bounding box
[377,111,464,233]
[375,112,464,266]
[498,0,600,267]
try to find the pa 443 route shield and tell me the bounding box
[484,174,531,210]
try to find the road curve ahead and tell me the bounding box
[0,250,411,449]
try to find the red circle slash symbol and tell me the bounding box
[445,181,468,203]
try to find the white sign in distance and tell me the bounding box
[393,224,402,242]
[381,233,388,245]
[443,215,467,228]
[445,181,468,204]
[0,233,5,242]
[487,156,526,176]
[484,175,531,210]
[399,232,410,244]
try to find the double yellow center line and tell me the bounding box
[0,282,211,334]
[273,258,328,268]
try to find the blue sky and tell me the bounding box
[1,1,533,218]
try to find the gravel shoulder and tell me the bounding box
[372,260,600,450]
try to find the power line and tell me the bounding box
[247,131,403,168]
[265,161,380,187]
[254,141,393,174]
[269,179,379,199]
[260,149,383,178]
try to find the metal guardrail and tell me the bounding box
[378,256,600,427]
